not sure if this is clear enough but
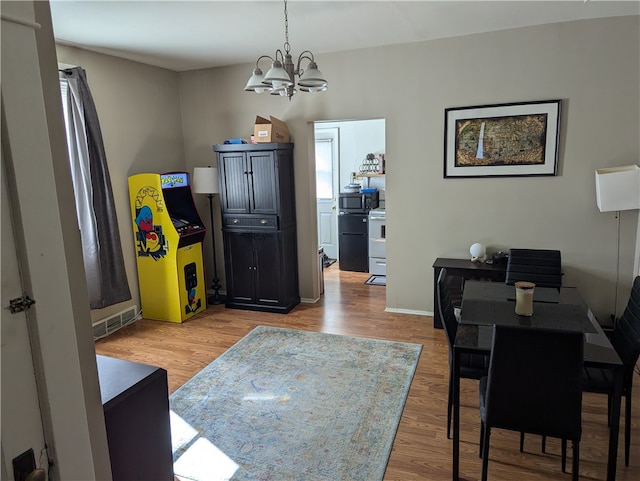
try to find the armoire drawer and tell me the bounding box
[223,215,278,230]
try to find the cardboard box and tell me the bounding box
[253,116,290,143]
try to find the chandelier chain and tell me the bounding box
[283,0,290,53]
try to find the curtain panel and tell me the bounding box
[60,67,131,309]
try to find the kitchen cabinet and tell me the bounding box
[213,143,299,313]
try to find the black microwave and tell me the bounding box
[338,191,379,213]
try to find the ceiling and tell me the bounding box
[49,1,639,72]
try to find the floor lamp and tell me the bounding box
[193,166,224,305]
[595,164,640,324]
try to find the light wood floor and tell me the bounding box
[95,264,639,481]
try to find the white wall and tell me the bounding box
[178,16,639,322]
[56,16,639,323]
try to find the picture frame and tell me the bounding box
[444,99,561,178]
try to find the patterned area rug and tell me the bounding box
[169,326,422,481]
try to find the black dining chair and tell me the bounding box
[583,275,640,467]
[478,325,584,481]
[505,248,563,288]
[437,268,489,439]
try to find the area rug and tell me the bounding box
[365,275,386,286]
[169,325,422,481]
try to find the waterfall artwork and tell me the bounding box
[476,121,485,159]
[444,100,561,178]
[456,115,548,167]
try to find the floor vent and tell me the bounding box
[92,321,107,339]
[92,305,139,341]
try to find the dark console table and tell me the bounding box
[97,355,174,481]
[432,257,507,329]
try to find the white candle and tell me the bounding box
[515,281,535,316]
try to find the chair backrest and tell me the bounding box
[505,248,562,288]
[611,276,640,388]
[436,268,458,351]
[484,325,584,440]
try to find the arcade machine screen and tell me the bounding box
[160,172,205,246]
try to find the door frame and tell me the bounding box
[1,2,111,478]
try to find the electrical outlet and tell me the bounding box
[12,448,36,481]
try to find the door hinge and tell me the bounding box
[7,294,36,313]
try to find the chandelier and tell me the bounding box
[244,0,328,100]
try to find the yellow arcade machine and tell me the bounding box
[128,172,207,322]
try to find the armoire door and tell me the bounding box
[224,231,255,302]
[218,152,250,214]
[253,233,281,305]
[247,151,278,214]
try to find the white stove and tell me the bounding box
[368,207,386,276]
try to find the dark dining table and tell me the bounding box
[451,280,623,481]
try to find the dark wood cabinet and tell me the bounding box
[96,355,174,481]
[432,257,507,329]
[216,144,296,227]
[223,228,298,312]
[213,143,299,313]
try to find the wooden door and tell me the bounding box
[1,145,48,479]
[1,3,111,478]
[315,128,339,260]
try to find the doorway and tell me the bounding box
[313,119,386,267]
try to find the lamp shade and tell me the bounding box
[244,67,272,93]
[470,243,486,261]
[299,85,328,93]
[297,61,328,89]
[263,60,294,87]
[192,167,219,194]
[595,164,640,212]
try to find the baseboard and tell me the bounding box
[385,307,432,317]
[300,297,320,304]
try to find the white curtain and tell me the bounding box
[60,75,101,303]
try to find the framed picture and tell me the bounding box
[444,99,561,178]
